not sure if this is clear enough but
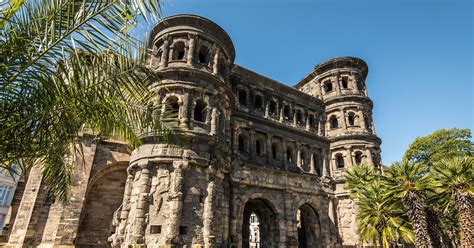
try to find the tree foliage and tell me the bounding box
[404,128,473,165]
[0,0,181,200]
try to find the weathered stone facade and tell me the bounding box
[4,15,381,248]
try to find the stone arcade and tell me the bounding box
[4,15,382,247]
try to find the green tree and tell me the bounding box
[0,0,179,200]
[385,161,435,247]
[345,164,415,247]
[432,156,474,247]
[404,128,473,165]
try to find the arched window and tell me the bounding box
[194,100,207,122]
[256,139,263,156]
[300,150,306,169]
[272,143,278,160]
[198,46,210,64]
[308,114,315,128]
[313,154,321,176]
[269,100,277,116]
[155,49,163,63]
[172,42,186,61]
[336,154,345,168]
[330,116,338,129]
[164,96,180,116]
[238,90,248,106]
[323,80,333,93]
[296,110,303,125]
[283,105,291,120]
[341,76,349,89]
[348,112,356,126]
[354,151,363,165]
[238,134,246,152]
[286,147,293,163]
[254,95,263,111]
[364,115,373,132]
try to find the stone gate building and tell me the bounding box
[4,15,382,248]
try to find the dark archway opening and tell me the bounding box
[242,198,279,248]
[297,204,322,248]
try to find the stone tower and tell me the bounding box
[295,57,382,243]
[109,15,235,246]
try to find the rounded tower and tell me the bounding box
[296,56,382,246]
[313,57,382,178]
[110,15,235,247]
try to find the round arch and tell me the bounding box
[296,203,323,248]
[76,162,129,247]
[241,197,280,248]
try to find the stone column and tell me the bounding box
[160,38,169,69]
[279,102,285,123]
[165,161,188,244]
[309,151,316,174]
[322,149,330,177]
[118,168,136,235]
[130,161,151,244]
[282,138,288,166]
[305,112,311,131]
[264,98,270,117]
[203,179,216,247]
[213,49,220,75]
[335,74,342,95]
[210,107,218,136]
[296,143,302,170]
[180,93,190,129]
[340,109,348,131]
[187,36,195,66]
[366,149,374,166]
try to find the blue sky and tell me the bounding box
[152,0,473,164]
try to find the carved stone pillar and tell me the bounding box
[305,112,311,131]
[296,143,302,170]
[335,73,342,95]
[130,161,151,244]
[366,149,374,166]
[187,36,195,66]
[160,38,169,69]
[340,109,348,131]
[213,49,220,75]
[309,151,316,174]
[210,107,218,135]
[322,149,330,177]
[203,179,216,247]
[118,169,136,235]
[249,130,256,159]
[165,161,187,244]
[180,93,190,129]
[266,134,273,163]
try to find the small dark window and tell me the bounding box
[341,76,349,89]
[355,152,363,165]
[313,154,321,176]
[172,42,186,61]
[238,90,247,106]
[269,100,277,116]
[194,100,207,122]
[256,140,263,156]
[308,114,315,128]
[150,225,162,234]
[179,226,188,235]
[330,116,338,129]
[254,95,263,110]
[336,154,345,168]
[286,147,293,163]
[198,46,210,64]
[272,143,278,160]
[324,80,333,93]
[283,105,291,120]
[165,96,180,115]
[296,110,303,124]
[348,113,355,126]
[357,80,363,91]
[238,135,246,152]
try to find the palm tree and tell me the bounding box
[385,161,434,247]
[344,163,379,195]
[431,156,474,247]
[0,0,180,200]
[355,178,415,247]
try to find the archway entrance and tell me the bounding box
[297,204,322,248]
[242,198,279,248]
[76,165,127,247]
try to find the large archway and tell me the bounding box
[76,163,128,247]
[242,198,279,248]
[297,204,322,248]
